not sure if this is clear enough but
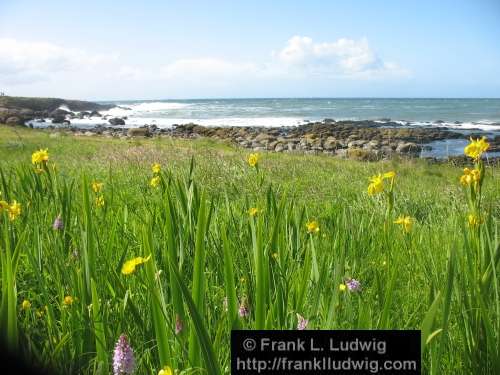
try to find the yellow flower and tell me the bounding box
[121,255,152,275]
[339,284,347,292]
[383,171,396,180]
[464,136,490,160]
[460,168,481,186]
[158,366,173,375]
[8,200,21,221]
[467,214,483,228]
[95,195,105,208]
[63,296,74,306]
[91,181,103,193]
[248,207,259,217]
[394,215,414,233]
[31,148,49,164]
[306,220,320,234]
[150,176,161,188]
[21,299,31,311]
[247,153,259,167]
[152,163,161,174]
[367,174,384,195]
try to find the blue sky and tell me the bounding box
[0,0,499,99]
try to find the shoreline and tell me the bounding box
[25,120,500,161]
[2,95,499,159]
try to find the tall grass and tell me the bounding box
[0,131,499,374]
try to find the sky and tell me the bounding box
[0,0,499,100]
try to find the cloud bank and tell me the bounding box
[0,36,409,97]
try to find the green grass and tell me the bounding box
[0,126,499,374]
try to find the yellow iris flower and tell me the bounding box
[91,181,104,193]
[31,148,49,164]
[150,176,161,188]
[467,214,483,228]
[158,366,173,375]
[394,215,414,233]
[306,220,320,234]
[95,195,105,208]
[8,200,21,221]
[464,137,489,161]
[152,163,161,174]
[121,255,152,275]
[247,153,259,167]
[248,207,259,217]
[22,300,31,310]
[460,168,481,186]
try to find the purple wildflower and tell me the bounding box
[175,314,183,335]
[346,278,362,292]
[238,302,249,318]
[296,314,309,330]
[52,215,64,230]
[113,334,135,375]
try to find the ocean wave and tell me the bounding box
[103,101,191,117]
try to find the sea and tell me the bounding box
[37,98,500,158]
[69,98,500,131]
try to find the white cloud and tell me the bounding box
[0,36,409,97]
[0,38,116,84]
[276,35,408,78]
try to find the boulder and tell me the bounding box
[323,137,339,150]
[254,133,275,142]
[89,110,102,117]
[52,115,66,124]
[127,127,151,137]
[5,116,24,126]
[50,109,71,118]
[109,117,126,126]
[396,142,422,154]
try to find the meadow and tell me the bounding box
[0,126,499,374]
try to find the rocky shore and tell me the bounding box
[2,95,499,161]
[38,120,499,161]
[0,96,113,126]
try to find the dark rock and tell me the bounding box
[5,116,24,126]
[396,142,422,154]
[52,115,67,124]
[109,117,126,126]
[89,111,101,117]
[50,108,71,118]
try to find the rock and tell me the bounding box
[109,117,126,126]
[396,142,422,154]
[89,110,101,117]
[347,140,367,148]
[50,109,71,118]
[127,127,151,137]
[347,148,379,161]
[335,149,348,158]
[5,116,24,126]
[254,133,275,143]
[52,115,67,124]
[323,137,339,150]
[274,143,285,152]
